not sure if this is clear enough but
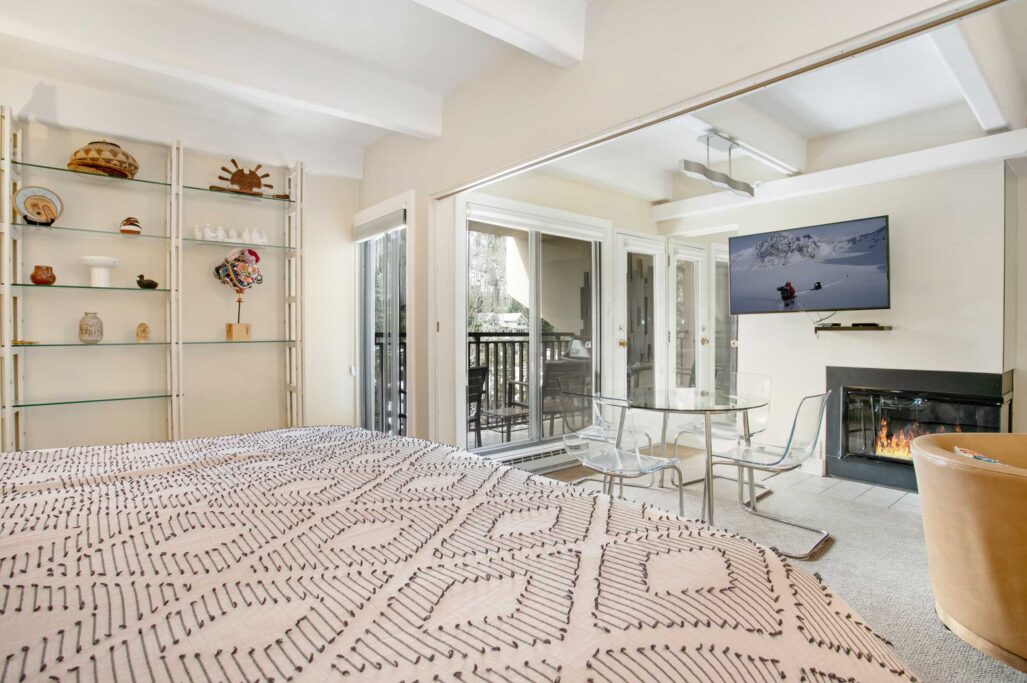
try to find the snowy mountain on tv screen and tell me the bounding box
[729,218,889,313]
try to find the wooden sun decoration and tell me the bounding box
[217,159,272,195]
[209,159,290,199]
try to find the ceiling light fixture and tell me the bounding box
[680,133,755,197]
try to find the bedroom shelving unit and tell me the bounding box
[0,106,303,450]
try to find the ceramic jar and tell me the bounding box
[79,312,103,344]
[30,265,56,285]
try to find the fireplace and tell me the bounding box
[826,367,1012,491]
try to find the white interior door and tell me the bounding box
[614,234,666,402]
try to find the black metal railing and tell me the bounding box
[373,332,406,434]
[466,331,577,410]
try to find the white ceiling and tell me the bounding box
[0,0,589,176]
[547,117,787,201]
[176,0,517,96]
[742,36,964,138]
[541,2,1027,203]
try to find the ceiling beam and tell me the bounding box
[0,0,443,138]
[0,67,366,177]
[929,20,1026,133]
[411,0,587,67]
[654,127,1027,221]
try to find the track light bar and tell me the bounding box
[680,133,755,198]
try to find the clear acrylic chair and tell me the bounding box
[559,381,685,516]
[670,372,774,502]
[708,391,832,559]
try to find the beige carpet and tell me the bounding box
[550,447,1027,681]
[549,451,1027,683]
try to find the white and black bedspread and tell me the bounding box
[0,426,916,682]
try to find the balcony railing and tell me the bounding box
[467,331,577,410]
[373,332,406,434]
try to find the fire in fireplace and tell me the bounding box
[845,389,997,464]
[826,367,1011,490]
[873,417,961,460]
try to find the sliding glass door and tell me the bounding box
[540,233,596,440]
[360,228,406,435]
[466,219,599,452]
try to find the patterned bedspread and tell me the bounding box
[0,426,916,682]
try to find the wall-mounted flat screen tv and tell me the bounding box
[728,216,890,314]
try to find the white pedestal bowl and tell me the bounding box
[80,255,120,287]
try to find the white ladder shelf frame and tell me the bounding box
[0,107,304,451]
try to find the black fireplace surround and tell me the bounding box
[825,367,1012,491]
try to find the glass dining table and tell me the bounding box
[565,386,768,525]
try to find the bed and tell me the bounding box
[0,426,916,682]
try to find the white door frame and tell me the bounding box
[709,243,736,395]
[451,192,613,452]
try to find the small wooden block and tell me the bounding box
[226,323,252,341]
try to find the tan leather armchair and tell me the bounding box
[912,433,1027,672]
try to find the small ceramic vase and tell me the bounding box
[120,217,142,235]
[241,228,252,243]
[79,312,103,344]
[136,322,150,343]
[30,265,56,285]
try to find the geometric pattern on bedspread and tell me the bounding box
[0,426,917,682]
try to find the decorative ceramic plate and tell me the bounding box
[14,186,63,225]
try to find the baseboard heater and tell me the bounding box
[486,447,576,474]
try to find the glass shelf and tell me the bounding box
[184,237,294,251]
[12,161,170,187]
[184,339,294,345]
[13,223,170,241]
[15,342,170,348]
[12,283,170,292]
[14,394,172,408]
[184,185,293,203]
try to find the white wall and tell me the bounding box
[302,175,361,427]
[1005,164,1019,375]
[360,0,973,440]
[668,163,1006,446]
[1015,172,1027,431]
